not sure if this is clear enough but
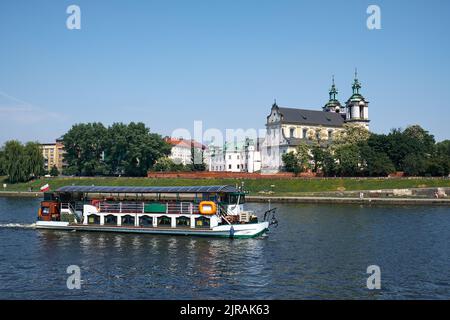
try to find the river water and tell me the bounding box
[0,197,449,299]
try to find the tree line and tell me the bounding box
[0,121,207,183]
[62,122,172,176]
[282,124,450,177]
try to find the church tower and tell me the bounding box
[345,69,370,129]
[323,75,343,114]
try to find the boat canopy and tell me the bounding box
[55,185,241,194]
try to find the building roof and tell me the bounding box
[165,138,206,149]
[55,185,240,194]
[277,107,345,127]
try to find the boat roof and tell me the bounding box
[55,185,241,194]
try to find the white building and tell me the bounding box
[165,138,206,166]
[261,73,370,173]
[208,139,262,173]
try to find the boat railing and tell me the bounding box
[98,202,144,213]
[97,201,201,215]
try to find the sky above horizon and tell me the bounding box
[1,0,449,144]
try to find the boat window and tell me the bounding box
[176,216,190,227]
[225,194,245,205]
[139,216,153,227]
[158,216,171,226]
[105,215,117,225]
[121,215,135,226]
[88,214,100,225]
[195,216,210,228]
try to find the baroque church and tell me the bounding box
[261,71,370,173]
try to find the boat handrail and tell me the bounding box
[97,201,201,215]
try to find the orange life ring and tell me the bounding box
[198,201,217,215]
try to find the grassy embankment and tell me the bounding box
[1,176,449,196]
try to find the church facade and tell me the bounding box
[261,72,370,173]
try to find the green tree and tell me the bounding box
[49,165,59,177]
[430,140,450,176]
[154,157,175,172]
[333,123,370,146]
[2,140,28,183]
[281,151,301,175]
[322,148,337,177]
[281,143,311,175]
[24,142,45,178]
[62,123,108,176]
[0,148,5,175]
[310,144,325,173]
[334,144,361,176]
[104,122,172,176]
[402,153,427,176]
[189,141,206,172]
[436,140,450,158]
[295,143,312,172]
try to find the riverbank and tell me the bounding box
[1,176,450,194]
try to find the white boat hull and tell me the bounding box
[35,221,269,238]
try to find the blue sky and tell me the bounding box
[1,0,449,144]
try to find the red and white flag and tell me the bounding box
[40,184,50,192]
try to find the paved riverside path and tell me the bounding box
[1,191,450,205]
[246,196,450,205]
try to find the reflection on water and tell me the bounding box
[1,197,450,299]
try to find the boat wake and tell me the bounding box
[0,223,36,229]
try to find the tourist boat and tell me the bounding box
[35,185,277,238]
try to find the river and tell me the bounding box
[0,197,449,299]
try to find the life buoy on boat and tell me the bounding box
[198,201,217,215]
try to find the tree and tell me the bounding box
[311,145,325,173]
[402,153,427,176]
[24,142,45,178]
[189,142,206,172]
[430,140,450,176]
[50,165,59,177]
[334,144,361,176]
[295,143,312,172]
[154,157,175,172]
[322,148,338,177]
[282,152,301,175]
[0,149,5,176]
[62,122,171,177]
[362,149,395,177]
[2,140,28,183]
[63,123,108,176]
[281,143,312,175]
[333,123,370,146]
[436,140,450,158]
[403,125,435,155]
[103,122,172,176]
[426,157,449,176]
